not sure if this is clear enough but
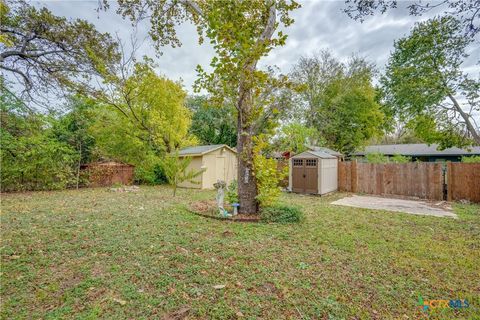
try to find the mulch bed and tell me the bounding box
[188,200,261,223]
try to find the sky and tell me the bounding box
[35,0,479,94]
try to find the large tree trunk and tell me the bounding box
[237,107,259,214]
[447,93,480,144]
[236,3,277,215]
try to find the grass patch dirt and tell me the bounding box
[1,186,479,319]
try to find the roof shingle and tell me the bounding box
[354,144,480,156]
[291,151,336,159]
[178,144,236,156]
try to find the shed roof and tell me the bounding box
[178,144,237,156]
[307,145,343,156]
[291,151,336,159]
[354,144,480,156]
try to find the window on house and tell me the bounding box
[306,159,317,167]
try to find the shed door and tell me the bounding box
[292,158,318,194]
[292,159,305,192]
[304,159,318,193]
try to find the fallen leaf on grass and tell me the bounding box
[222,230,235,237]
[213,284,226,289]
[161,306,190,320]
[178,247,189,254]
[112,297,127,305]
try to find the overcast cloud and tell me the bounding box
[36,0,479,93]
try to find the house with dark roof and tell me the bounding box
[354,144,480,162]
[178,144,237,189]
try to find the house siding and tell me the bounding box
[177,156,203,189]
[178,146,237,190]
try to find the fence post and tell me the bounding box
[447,162,453,202]
[351,160,357,193]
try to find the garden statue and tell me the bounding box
[213,180,231,217]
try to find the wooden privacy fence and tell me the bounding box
[447,162,480,202]
[338,161,480,203]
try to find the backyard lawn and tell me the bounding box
[1,186,479,319]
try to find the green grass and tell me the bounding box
[1,186,479,319]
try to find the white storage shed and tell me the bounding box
[289,151,338,195]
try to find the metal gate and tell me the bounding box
[292,158,318,194]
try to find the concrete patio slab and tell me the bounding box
[331,195,457,218]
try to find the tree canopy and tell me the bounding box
[344,0,480,38]
[289,51,385,154]
[87,63,196,182]
[382,16,480,147]
[0,0,120,104]
[274,122,320,154]
[187,96,237,147]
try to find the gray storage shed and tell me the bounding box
[289,151,338,195]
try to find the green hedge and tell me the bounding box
[260,204,304,223]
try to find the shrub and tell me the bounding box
[364,153,412,164]
[365,152,389,163]
[260,204,304,223]
[153,163,168,184]
[1,130,78,192]
[461,155,480,163]
[1,94,79,192]
[391,154,411,163]
[253,135,288,207]
[226,179,239,204]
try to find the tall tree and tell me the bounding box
[110,0,300,214]
[274,122,320,154]
[92,59,196,154]
[88,62,196,182]
[88,103,160,184]
[344,0,480,38]
[290,52,385,154]
[0,0,119,105]
[290,51,343,128]
[187,96,237,147]
[51,97,97,188]
[382,17,480,147]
